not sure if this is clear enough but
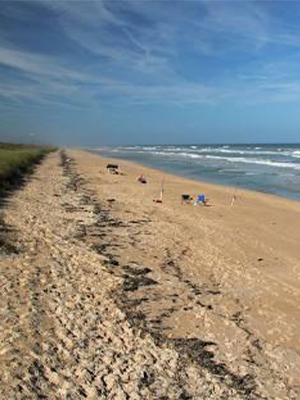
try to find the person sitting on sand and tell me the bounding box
[138,174,147,184]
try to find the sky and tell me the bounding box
[1,0,300,146]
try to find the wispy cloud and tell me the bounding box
[2,0,300,113]
[0,45,87,81]
[51,0,176,76]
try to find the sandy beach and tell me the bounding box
[1,149,300,399]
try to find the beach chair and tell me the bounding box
[197,194,205,204]
[181,194,191,204]
[197,194,209,205]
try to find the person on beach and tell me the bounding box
[138,174,147,184]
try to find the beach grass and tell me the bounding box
[0,143,56,188]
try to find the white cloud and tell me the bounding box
[2,0,300,111]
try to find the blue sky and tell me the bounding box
[1,0,300,146]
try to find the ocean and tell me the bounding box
[90,143,300,202]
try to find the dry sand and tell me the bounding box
[1,149,300,399]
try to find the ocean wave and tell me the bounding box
[118,149,300,170]
[150,151,203,158]
[204,148,292,156]
[146,151,300,169]
[108,146,300,168]
[150,151,177,156]
[205,155,300,170]
[164,147,185,152]
[121,146,141,150]
[292,150,300,158]
[179,152,203,158]
[141,146,160,151]
[118,145,300,158]
[160,147,293,156]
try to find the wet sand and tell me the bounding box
[1,149,300,399]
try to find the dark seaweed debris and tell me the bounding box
[122,265,158,292]
[170,338,259,397]
[60,150,264,399]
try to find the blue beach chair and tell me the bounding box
[198,194,205,204]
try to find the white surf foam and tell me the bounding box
[205,155,300,170]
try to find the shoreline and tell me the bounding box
[79,150,300,270]
[73,148,300,309]
[86,149,300,208]
[87,149,300,206]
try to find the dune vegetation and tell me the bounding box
[0,143,56,189]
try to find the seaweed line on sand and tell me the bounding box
[60,150,270,399]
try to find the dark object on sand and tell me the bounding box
[138,174,147,184]
[181,193,209,205]
[106,163,118,169]
[106,164,119,174]
[181,194,191,204]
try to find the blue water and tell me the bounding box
[89,144,300,202]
